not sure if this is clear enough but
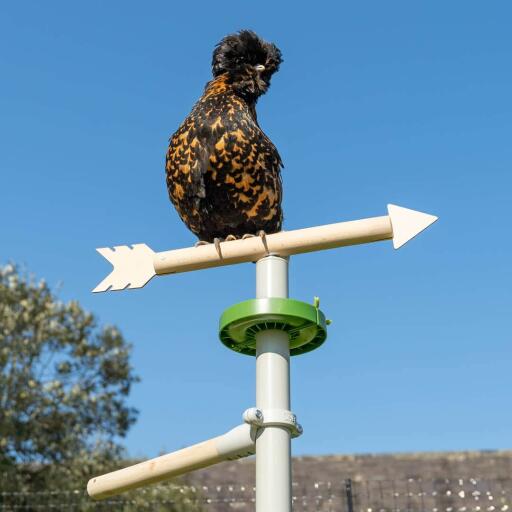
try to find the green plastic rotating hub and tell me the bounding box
[219,298,328,356]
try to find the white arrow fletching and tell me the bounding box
[93,244,156,293]
[387,204,438,249]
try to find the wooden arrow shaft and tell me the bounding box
[153,215,392,276]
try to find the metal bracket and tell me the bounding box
[243,407,303,438]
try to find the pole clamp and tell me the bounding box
[243,407,303,438]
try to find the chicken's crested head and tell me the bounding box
[212,30,282,101]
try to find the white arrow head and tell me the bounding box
[387,204,438,249]
[93,244,156,293]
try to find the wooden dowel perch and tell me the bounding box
[87,424,256,500]
[155,215,391,275]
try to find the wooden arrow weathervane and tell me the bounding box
[93,204,438,293]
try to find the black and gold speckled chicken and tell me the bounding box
[166,30,283,247]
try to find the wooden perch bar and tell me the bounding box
[87,424,256,500]
[154,215,392,276]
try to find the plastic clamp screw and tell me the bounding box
[243,407,264,426]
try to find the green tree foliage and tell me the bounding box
[0,264,139,466]
[0,264,204,510]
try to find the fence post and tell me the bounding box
[345,478,354,512]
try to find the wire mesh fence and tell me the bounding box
[0,477,511,511]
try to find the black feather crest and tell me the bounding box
[211,30,282,100]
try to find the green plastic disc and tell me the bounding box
[219,298,328,356]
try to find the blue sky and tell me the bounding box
[1,1,511,459]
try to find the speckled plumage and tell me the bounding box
[166,30,283,242]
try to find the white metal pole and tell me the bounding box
[255,255,291,512]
